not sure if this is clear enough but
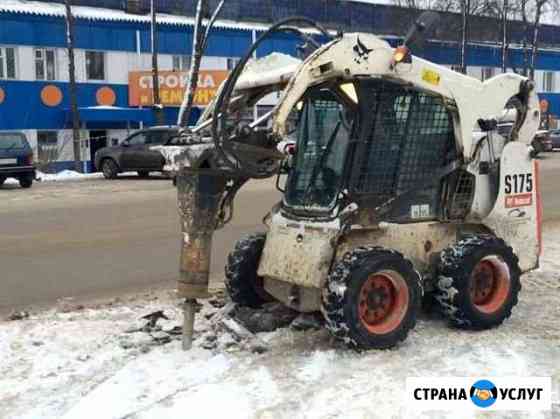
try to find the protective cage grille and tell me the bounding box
[351,80,457,207]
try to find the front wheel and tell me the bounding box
[435,235,521,329]
[225,233,273,308]
[322,247,422,350]
[19,174,33,188]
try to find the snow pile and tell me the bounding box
[236,53,302,91]
[1,233,560,418]
[36,170,104,182]
[4,170,101,185]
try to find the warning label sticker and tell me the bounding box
[505,193,532,208]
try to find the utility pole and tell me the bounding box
[151,0,164,125]
[65,0,82,172]
[501,0,508,73]
[460,0,470,74]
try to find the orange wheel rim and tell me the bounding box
[469,256,511,314]
[358,270,409,334]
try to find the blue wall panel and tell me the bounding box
[0,80,198,130]
[0,81,128,130]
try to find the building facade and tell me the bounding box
[0,1,559,172]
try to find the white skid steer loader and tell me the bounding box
[161,9,542,350]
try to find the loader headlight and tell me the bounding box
[393,46,411,64]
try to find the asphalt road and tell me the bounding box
[0,175,280,314]
[2,152,560,314]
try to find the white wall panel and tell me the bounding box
[17,46,35,81]
[201,56,226,70]
[106,51,129,84]
[57,48,70,82]
[74,50,86,83]
[158,54,173,71]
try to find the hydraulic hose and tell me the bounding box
[211,17,333,178]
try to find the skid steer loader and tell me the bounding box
[163,10,542,350]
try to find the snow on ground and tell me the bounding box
[4,170,103,185]
[1,232,559,419]
[4,170,147,185]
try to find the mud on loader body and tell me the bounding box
[165,12,542,350]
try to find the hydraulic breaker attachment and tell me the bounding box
[176,165,230,349]
[177,169,227,300]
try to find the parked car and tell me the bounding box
[549,129,560,150]
[532,130,553,154]
[0,131,35,188]
[94,126,179,179]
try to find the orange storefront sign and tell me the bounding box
[128,70,229,107]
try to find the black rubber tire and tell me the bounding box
[101,159,119,179]
[322,247,422,350]
[0,177,5,187]
[137,170,150,178]
[435,235,521,329]
[19,175,33,189]
[225,233,273,308]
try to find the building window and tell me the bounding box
[37,131,59,163]
[0,47,17,79]
[86,51,105,80]
[481,67,495,81]
[227,57,241,71]
[172,55,191,71]
[543,72,555,93]
[35,48,56,81]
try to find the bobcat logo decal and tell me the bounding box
[353,37,373,64]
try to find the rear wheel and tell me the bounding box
[19,174,33,188]
[322,247,422,350]
[137,170,150,178]
[225,233,273,308]
[435,235,521,329]
[101,159,119,179]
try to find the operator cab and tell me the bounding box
[281,79,459,223]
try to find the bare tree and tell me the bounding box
[64,0,82,172]
[514,0,554,78]
[529,0,547,79]
[151,0,165,125]
[502,0,509,72]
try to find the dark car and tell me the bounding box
[94,126,179,179]
[0,131,35,189]
[533,130,553,154]
[549,129,560,150]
